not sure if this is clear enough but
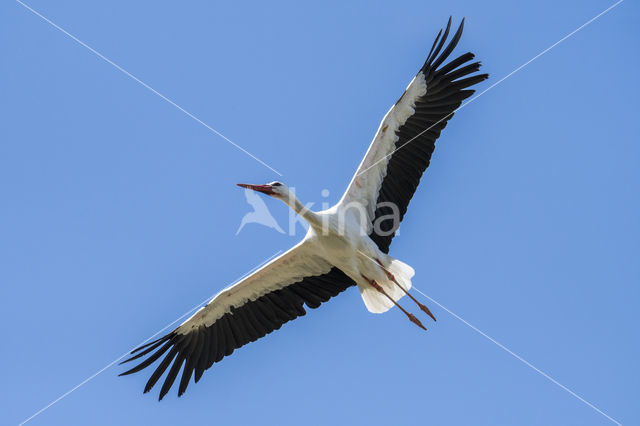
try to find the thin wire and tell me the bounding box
[17,250,283,426]
[15,0,283,177]
[16,0,623,181]
[355,0,624,177]
[355,249,621,426]
[14,1,626,424]
[412,286,622,426]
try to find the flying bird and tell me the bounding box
[236,187,285,235]
[121,17,488,400]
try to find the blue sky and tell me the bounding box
[2,0,638,425]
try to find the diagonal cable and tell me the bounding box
[356,249,622,425]
[16,0,283,177]
[17,250,283,426]
[356,0,624,178]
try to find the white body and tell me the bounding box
[304,206,414,314]
[181,197,415,333]
[178,71,428,332]
[120,19,486,400]
[283,72,427,312]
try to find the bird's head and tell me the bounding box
[237,181,289,199]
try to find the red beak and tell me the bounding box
[237,183,275,195]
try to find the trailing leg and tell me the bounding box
[362,275,426,331]
[376,259,436,322]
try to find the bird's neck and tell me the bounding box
[283,194,321,228]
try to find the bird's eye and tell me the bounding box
[272,182,282,187]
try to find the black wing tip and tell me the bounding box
[119,354,140,366]
[471,73,490,85]
[158,388,170,401]
[144,380,157,395]
[177,384,189,398]
[122,270,355,400]
[455,16,465,35]
[128,334,167,355]
[423,17,469,73]
[119,333,174,365]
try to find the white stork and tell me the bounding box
[120,17,488,400]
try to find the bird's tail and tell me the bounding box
[358,259,415,314]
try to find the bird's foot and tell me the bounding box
[417,302,436,322]
[365,276,427,331]
[407,313,427,330]
[384,269,437,323]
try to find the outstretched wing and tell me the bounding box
[338,17,488,253]
[120,241,355,400]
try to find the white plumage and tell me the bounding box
[121,17,488,400]
[338,71,428,232]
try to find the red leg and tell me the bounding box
[374,259,437,322]
[362,275,426,331]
